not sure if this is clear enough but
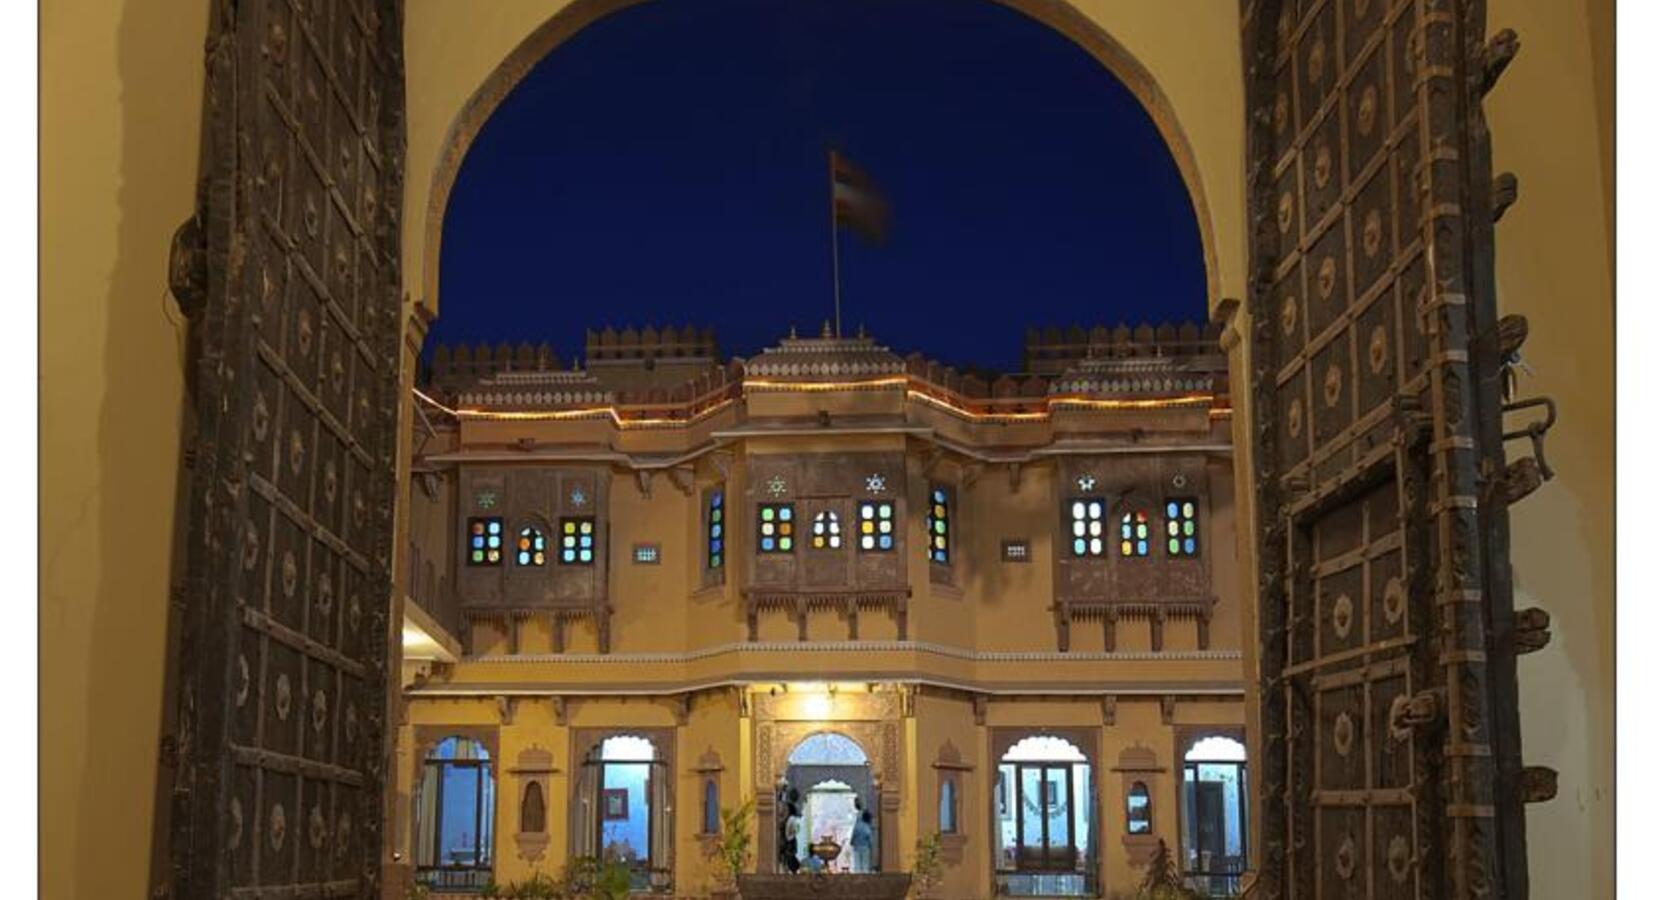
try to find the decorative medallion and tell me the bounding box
[330,349,346,393]
[243,524,261,571]
[308,804,328,850]
[1076,474,1097,492]
[1276,6,1293,45]
[236,654,251,709]
[252,392,271,442]
[1314,143,1333,190]
[348,593,362,634]
[1363,208,1385,258]
[1333,711,1355,757]
[345,702,358,746]
[312,688,329,733]
[475,489,498,510]
[1357,84,1379,136]
[1332,593,1354,639]
[1171,474,1188,489]
[1383,576,1406,624]
[316,571,334,615]
[1387,834,1411,883]
[1308,37,1327,85]
[323,460,338,504]
[352,491,366,528]
[864,473,888,494]
[1368,326,1389,376]
[275,673,293,721]
[1288,397,1304,438]
[229,796,244,852]
[1274,91,1290,135]
[766,475,788,497]
[336,811,352,856]
[570,486,589,508]
[281,550,299,598]
[1277,191,1295,235]
[270,802,288,852]
[1335,834,1358,880]
[1281,296,1299,337]
[1354,0,1372,17]
[1324,364,1343,408]
[289,429,306,475]
[297,308,315,356]
[1317,256,1338,300]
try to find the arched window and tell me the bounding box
[927,487,952,564]
[706,488,725,570]
[1166,498,1198,557]
[1182,736,1247,896]
[517,524,547,566]
[939,779,958,834]
[811,510,843,549]
[579,735,667,891]
[1119,509,1150,558]
[995,734,1093,894]
[415,736,495,890]
[702,778,721,836]
[521,781,547,834]
[1126,781,1152,834]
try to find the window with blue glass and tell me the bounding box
[1119,510,1150,558]
[467,517,504,566]
[926,487,951,564]
[707,489,725,569]
[1068,499,1106,557]
[516,525,547,566]
[757,503,794,553]
[559,516,596,565]
[1166,498,1198,557]
[859,500,896,552]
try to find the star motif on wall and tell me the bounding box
[865,473,887,494]
[475,490,498,510]
[570,487,589,508]
[1076,475,1097,492]
[767,475,788,497]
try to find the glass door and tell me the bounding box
[1012,763,1076,872]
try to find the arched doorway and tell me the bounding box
[992,734,1095,896]
[574,734,671,891]
[414,736,496,891]
[782,732,878,874]
[1179,734,1246,897]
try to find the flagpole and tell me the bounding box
[828,151,843,338]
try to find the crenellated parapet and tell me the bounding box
[1022,320,1222,376]
[585,323,719,363]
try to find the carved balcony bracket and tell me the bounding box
[1482,28,1521,96]
[1492,172,1519,222]
[497,696,517,726]
[1102,695,1117,727]
[1513,607,1553,655]
[168,212,208,320]
[1520,766,1558,804]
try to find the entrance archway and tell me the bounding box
[992,733,1096,897]
[783,732,878,874]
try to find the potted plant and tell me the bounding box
[1134,839,1213,900]
[707,798,755,899]
[909,831,944,899]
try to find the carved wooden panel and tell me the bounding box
[455,466,610,611]
[746,452,907,591]
[168,1,405,897]
[1052,456,1211,604]
[1243,0,1530,896]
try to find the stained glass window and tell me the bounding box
[516,525,547,566]
[467,517,504,566]
[1166,498,1198,557]
[811,510,843,549]
[1126,781,1152,835]
[859,499,896,552]
[758,503,794,553]
[559,516,596,565]
[1068,499,1106,557]
[926,487,951,564]
[1119,510,1150,558]
[707,489,725,570]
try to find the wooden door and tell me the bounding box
[1240,0,1542,896]
[165,0,407,896]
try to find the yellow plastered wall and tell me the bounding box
[40,1,209,898]
[1483,0,1616,896]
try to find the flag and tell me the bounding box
[830,150,889,244]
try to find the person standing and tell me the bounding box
[850,809,874,873]
[783,803,804,873]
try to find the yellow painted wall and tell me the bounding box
[40,1,208,898]
[1484,1,1616,896]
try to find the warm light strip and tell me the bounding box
[415,387,735,429]
[742,376,909,392]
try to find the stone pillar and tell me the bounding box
[879,788,901,871]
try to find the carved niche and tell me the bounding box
[510,747,558,863]
[1113,744,1165,868]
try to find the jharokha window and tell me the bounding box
[707,489,725,570]
[1119,510,1150,558]
[758,502,795,553]
[927,487,951,564]
[1068,499,1106,558]
[559,516,596,565]
[858,500,896,552]
[1166,499,1198,557]
[468,517,504,566]
[811,510,844,549]
[517,525,547,567]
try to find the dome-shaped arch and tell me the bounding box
[788,731,869,766]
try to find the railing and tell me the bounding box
[415,866,493,892]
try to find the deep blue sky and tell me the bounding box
[433,0,1204,372]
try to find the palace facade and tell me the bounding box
[392,323,1248,899]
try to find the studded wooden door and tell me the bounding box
[167,0,406,897]
[1241,0,1537,897]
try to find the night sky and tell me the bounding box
[432,0,1205,373]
